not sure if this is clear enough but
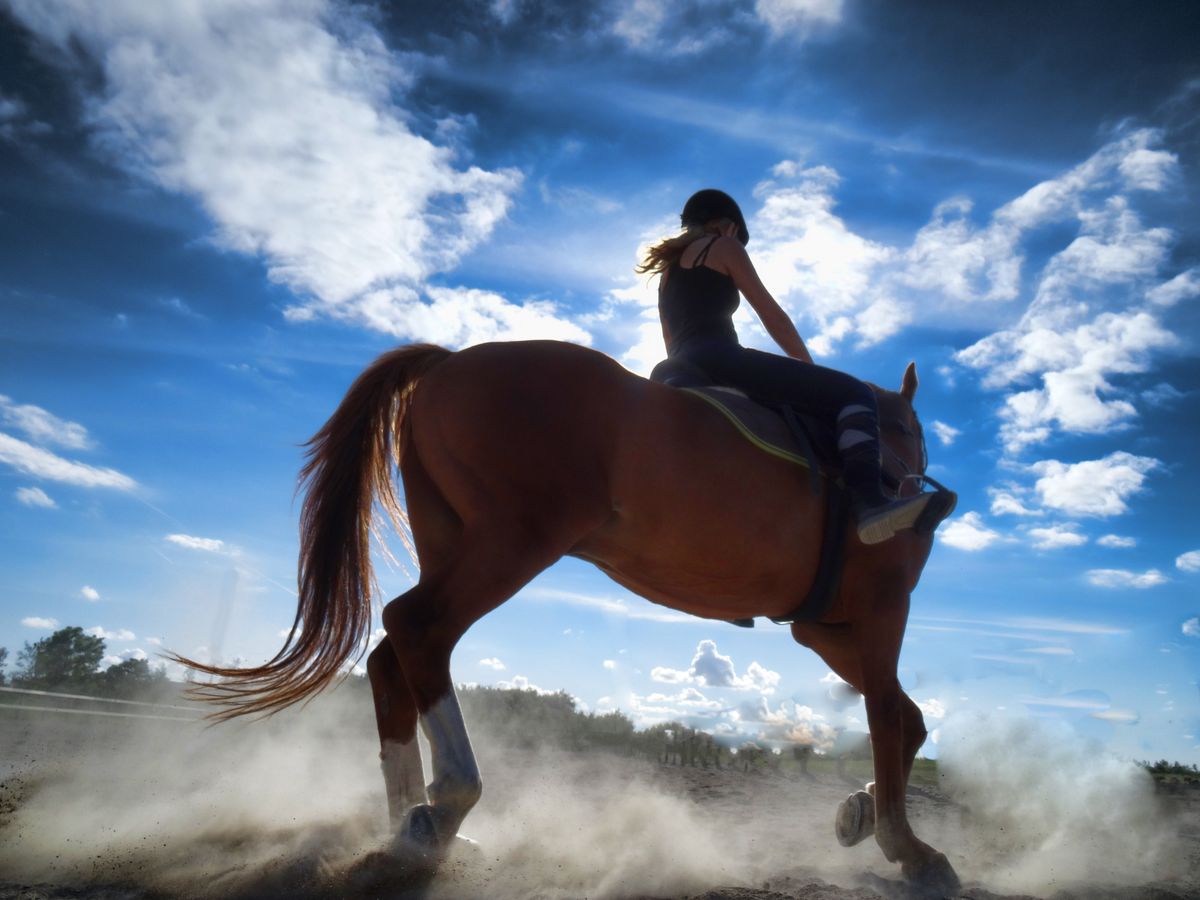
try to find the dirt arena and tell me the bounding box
[1,695,1197,900]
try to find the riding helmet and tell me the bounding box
[680,188,749,246]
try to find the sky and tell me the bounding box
[1,0,1198,764]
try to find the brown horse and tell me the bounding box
[176,339,960,894]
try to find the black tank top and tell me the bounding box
[658,236,740,355]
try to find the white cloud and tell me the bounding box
[1183,618,1200,638]
[930,420,960,446]
[1085,568,1167,589]
[1027,524,1087,550]
[165,533,226,553]
[1119,147,1178,191]
[736,697,838,749]
[1030,452,1159,517]
[602,659,616,670]
[145,636,164,647]
[101,647,149,670]
[945,131,1186,452]
[6,1,589,347]
[342,285,589,347]
[0,395,92,449]
[939,511,1000,551]
[916,698,947,719]
[1176,550,1200,573]
[1024,646,1075,657]
[495,674,557,696]
[754,0,844,39]
[651,640,781,694]
[989,487,1041,517]
[0,433,136,490]
[86,626,136,641]
[15,486,56,508]
[21,616,59,629]
[1146,267,1200,306]
[79,585,100,602]
[478,657,506,671]
[1090,708,1139,724]
[751,163,899,354]
[1097,534,1136,548]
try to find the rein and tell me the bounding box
[879,414,937,498]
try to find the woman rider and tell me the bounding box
[639,188,950,545]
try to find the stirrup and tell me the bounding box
[857,490,955,545]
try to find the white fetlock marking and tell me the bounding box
[421,689,482,812]
[381,738,427,830]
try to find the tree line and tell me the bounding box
[0,625,170,700]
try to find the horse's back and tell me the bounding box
[406,340,825,619]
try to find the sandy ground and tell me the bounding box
[1,699,1197,900]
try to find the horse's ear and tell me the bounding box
[900,362,918,402]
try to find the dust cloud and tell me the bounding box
[937,713,1187,895]
[0,687,819,899]
[3,690,1197,899]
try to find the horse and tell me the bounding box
[174,338,961,895]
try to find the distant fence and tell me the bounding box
[0,685,203,723]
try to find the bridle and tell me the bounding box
[879,413,947,499]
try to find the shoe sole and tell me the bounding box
[857,493,936,545]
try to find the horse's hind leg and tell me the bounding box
[381,528,569,852]
[366,640,427,830]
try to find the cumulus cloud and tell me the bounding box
[22,616,59,628]
[989,487,1041,517]
[495,674,557,695]
[651,640,781,694]
[1030,452,1159,517]
[165,533,226,553]
[610,0,842,54]
[939,511,1000,551]
[86,626,136,641]
[1097,534,1136,548]
[478,657,506,671]
[754,0,844,39]
[0,433,136,490]
[79,585,100,602]
[1028,524,1087,550]
[6,0,587,347]
[1176,550,1200,573]
[0,395,92,449]
[1085,568,1167,589]
[15,486,56,508]
[751,163,900,354]
[1183,618,1200,638]
[930,420,960,446]
[948,131,1186,452]
[736,697,838,749]
[602,659,616,670]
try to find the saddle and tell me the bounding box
[648,357,853,627]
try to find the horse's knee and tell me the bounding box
[366,640,396,685]
[902,696,928,751]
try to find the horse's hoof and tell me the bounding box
[835,790,876,847]
[902,851,961,898]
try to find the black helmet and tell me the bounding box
[680,188,749,246]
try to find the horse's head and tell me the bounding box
[872,362,931,499]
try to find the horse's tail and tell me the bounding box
[170,344,453,720]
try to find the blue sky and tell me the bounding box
[1,0,1198,762]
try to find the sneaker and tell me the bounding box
[856,491,955,545]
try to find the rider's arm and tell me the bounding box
[717,238,814,364]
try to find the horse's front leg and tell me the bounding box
[858,603,960,896]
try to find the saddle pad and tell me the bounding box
[682,387,818,471]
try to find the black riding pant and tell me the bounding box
[672,338,885,503]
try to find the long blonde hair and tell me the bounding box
[635,220,731,277]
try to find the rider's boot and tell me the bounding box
[837,403,956,545]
